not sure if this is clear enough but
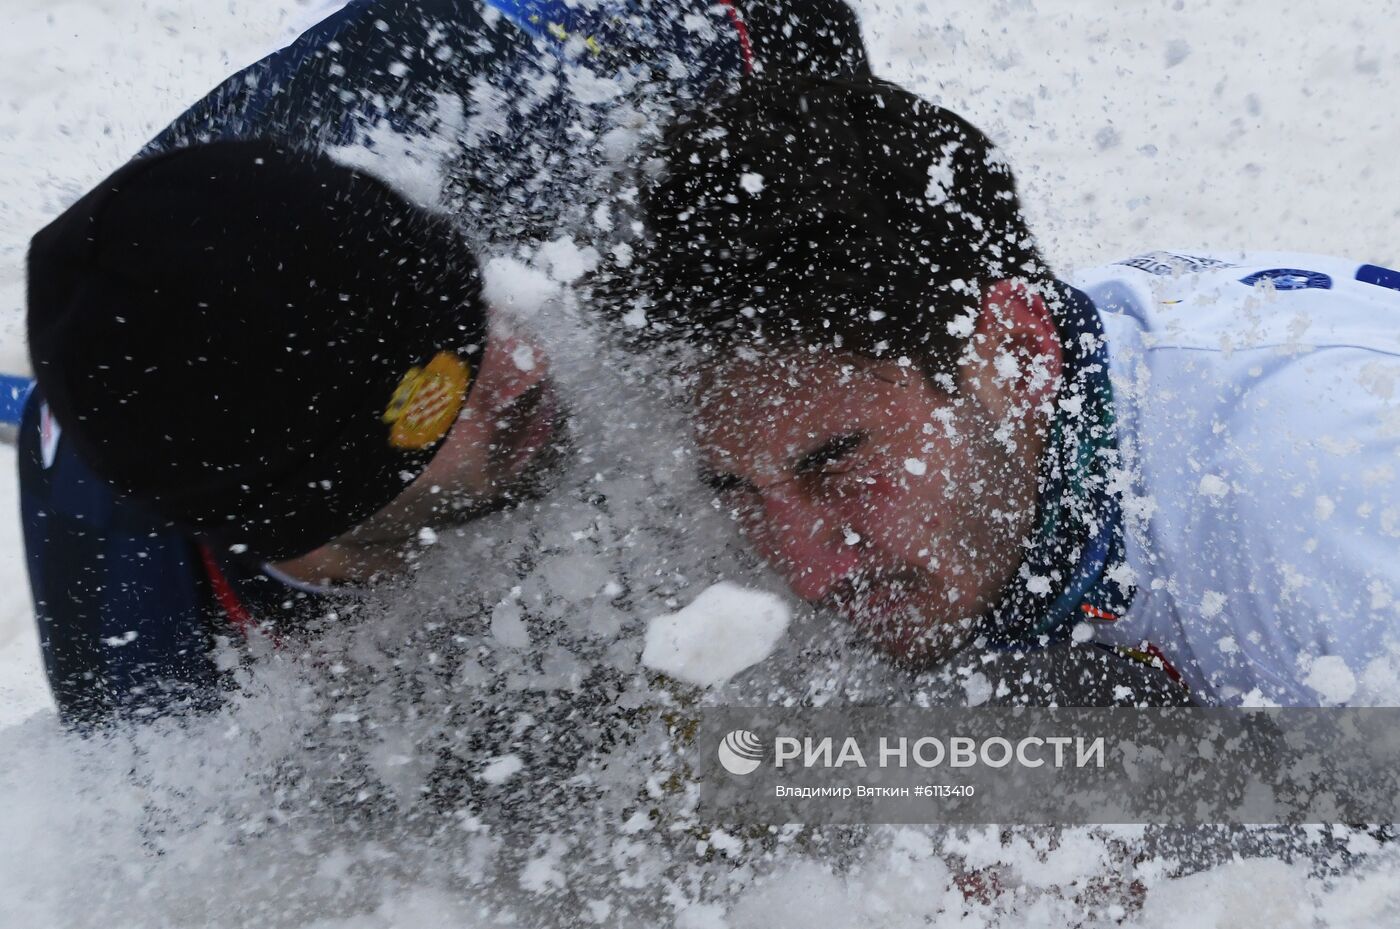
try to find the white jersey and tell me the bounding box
[1072,251,1400,706]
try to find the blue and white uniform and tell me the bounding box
[1076,252,1400,705]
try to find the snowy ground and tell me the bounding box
[1,1,1399,926]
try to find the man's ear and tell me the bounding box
[956,279,1064,420]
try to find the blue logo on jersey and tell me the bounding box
[1239,268,1333,291]
[1357,264,1400,293]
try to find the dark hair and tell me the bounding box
[615,74,1052,376]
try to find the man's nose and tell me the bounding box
[749,489,860,602]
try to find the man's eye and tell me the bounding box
[700,469,749,496]
[797,432,867,478]
[817,456,859,477]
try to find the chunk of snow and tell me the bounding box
[925,150,957,205]
[1200,590,1227,618]
[510,344,536,372]
[490,601,531,649]
[903,458,927,476]
[327,92,465,209]
[946,311,977,339]
[1197,474,1229,498]
[993,349,1020,381]
[536,235,599,284]
[739,172,764,194]
[479,754,524,784]
[482,255,560,318]
[641,582,790,687]
[519,839,567,893]
[1304,655,1357,704]
[961,671,992,706]
[1314,495,1335,522]
[534,553,611,601]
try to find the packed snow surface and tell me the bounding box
[2,0,1400,927]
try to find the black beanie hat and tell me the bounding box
[27,140,488,560]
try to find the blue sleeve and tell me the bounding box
[17,391,222,726]
[142,0,747,155]
[140,0,748,240]
[144,1,506,153]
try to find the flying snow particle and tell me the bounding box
[925,151,957,205]
[739,172,765,194]
[1314,495,1336,522]
[327,92,467,209]
[491,601,532,649]
[641,582,791,687]
[993,349,1021,382]
[511,344,536,372]
[519,839,567,893]
[904,458,927,476]
[536,235,600,284]
[1106,561,1138,589]
[479,754,524,784]
[482,255,560,317]
[961,672,992,706]
[592,202,614,232]
[1200,590,1227,618]
[1197,474,1229,499]
[1304,655,1357,704]
[946,311,977,339]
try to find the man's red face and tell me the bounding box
[694,348,1040,666]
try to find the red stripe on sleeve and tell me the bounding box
[198,543,255,638]
[1143,643,1186,687]
[718,0,755,73]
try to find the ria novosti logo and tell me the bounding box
[717,730,766,776]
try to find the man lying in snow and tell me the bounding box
[19,0,870,727]
[621,73,1400,707]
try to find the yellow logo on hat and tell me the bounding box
[383,351,471,450]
